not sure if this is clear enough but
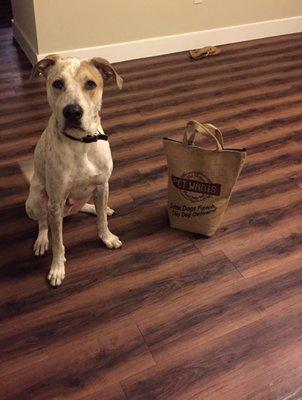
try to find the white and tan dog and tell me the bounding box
[26,55,123,287]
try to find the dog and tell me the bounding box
[25,55,123,287]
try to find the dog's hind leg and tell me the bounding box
[25,177,49,256]
[80,203,97,215]
[80,203,115,216]
[93,184,121,249]
[25,175,48,220]
[106,206,115,216]
[104,184,115,216]
[34,219,49,256]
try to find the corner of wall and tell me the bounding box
[11,0,39,65]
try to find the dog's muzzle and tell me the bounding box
[63,104,83,128]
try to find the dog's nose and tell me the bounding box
[63,104,83,121]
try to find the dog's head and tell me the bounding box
[31,55,123,135]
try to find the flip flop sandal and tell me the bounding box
[189,45,221,60]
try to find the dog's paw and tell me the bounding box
[100,232,122,249]
[34,235,49,256]
[48,264,65,287]
[106,206,115,216]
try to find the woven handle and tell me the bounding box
[183,120,224,150]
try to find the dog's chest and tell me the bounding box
[69,143,111,192]
[68,158,107,196]
[46,137,112,208]
[63,160,107,216]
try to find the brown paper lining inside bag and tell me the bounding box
[163,121,246,236]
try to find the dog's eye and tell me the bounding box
[85,80,97,90]
[52,79,64,90]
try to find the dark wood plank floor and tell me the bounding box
[0,20,302,399]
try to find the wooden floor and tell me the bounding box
[0,22,302,400]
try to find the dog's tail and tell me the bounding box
[19,158,34,184]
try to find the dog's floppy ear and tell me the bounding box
[30,54,59,79]
[91,57,123,89]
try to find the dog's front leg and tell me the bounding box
[48,201,66,286]
[93,184,122,249]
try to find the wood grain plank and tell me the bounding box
[0,317,155,399]
[122,306,302,400]
[131,255,301,362]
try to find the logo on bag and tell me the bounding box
[172,172,221,202]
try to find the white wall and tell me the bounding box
[33,0,302,52]
[11,0,37,52]
[11,0,302,63]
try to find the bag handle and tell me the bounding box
[183,120,224,150]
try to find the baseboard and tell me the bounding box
[22,15,302,64]
[12,20,38,65]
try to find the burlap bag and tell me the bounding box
[163,120,246,236]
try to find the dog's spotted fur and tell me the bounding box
[26,55,123,286]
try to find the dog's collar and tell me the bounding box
[62,130,108,143]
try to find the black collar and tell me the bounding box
[62,130,108,143]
